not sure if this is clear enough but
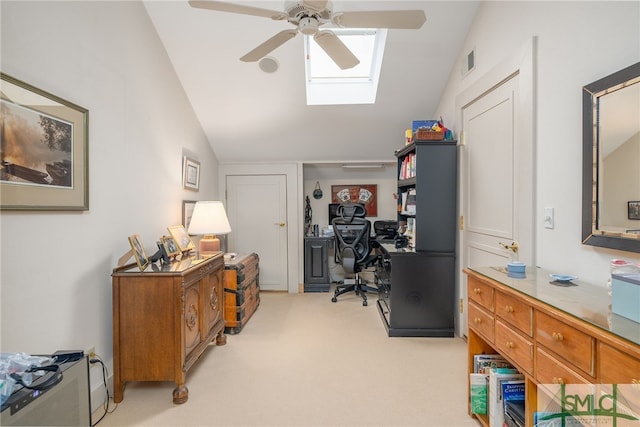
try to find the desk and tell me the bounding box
[376,243,455,337]
[304,236,333,292]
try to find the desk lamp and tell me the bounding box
[187,201,232,258]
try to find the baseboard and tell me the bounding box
[89,368,112,416]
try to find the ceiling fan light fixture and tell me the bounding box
[190,0,427,71]
[299,17,319,35]
[258,56,279,73]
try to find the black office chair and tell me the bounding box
[331,203,380,306]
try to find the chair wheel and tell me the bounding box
[331,297,337,303]
[363,300,368,306]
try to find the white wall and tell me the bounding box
[435,1,640,286]
[1,0,218,408]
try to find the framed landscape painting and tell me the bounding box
[0,73,89,210]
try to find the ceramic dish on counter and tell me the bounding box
[549,274,578,283]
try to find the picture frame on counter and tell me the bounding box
[128,234,149,271]
[167,224,195,252]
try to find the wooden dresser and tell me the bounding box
[112,254,226,404]
[465,266,640,426]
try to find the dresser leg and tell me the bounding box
[113,382,124,403]
[216,330,227,345]
[173,384,189,404]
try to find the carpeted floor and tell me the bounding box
[95,289,476,426]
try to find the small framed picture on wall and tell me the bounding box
[628,201,640,220]
[183,157,200,191]
[182,200,197,231]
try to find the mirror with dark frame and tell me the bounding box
[582,61,640,253]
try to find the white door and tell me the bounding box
[226,174,288,291]
[459,72,534,337]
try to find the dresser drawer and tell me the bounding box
[599,343,640,384]
[536,347,591,385]
[495,319,533,375]
[468,277,494,311]
[468,300,494,343]
[535,311,595,376]
[495,291,533,337]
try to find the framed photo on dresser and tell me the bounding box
[167,224,195,252]
[128,234,149,271]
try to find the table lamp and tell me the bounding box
[187,201,232,257]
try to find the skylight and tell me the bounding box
[304,29,387,106]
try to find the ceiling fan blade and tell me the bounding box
[302,0,329,13]
[240,30,298,62]
[313,31,360,70]
[333,10,427,29]
[188,1,286,20]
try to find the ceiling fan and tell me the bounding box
[188,0,427,70]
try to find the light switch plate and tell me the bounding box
[544,207,554,229]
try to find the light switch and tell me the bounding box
[544,207,554,229]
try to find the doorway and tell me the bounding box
[220,163,300,293]
[456,39,536,337]
[226,174,288,291]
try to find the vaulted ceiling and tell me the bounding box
[144,1,480,163]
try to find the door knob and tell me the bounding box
[275,222,285,227]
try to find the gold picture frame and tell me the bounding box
[167,224,195,252]
[128,234,149,271]
[0,73,89,210]
[161,235,181,257]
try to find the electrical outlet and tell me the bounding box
[85,345,96,359]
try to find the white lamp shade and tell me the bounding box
[187,201,232,236]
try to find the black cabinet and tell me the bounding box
[377,247,455,337]
[303,236,332,292]
[376,139,457,337]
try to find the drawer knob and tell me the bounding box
[474,288,481,295]
[506,341,515,349]
[505,305,514,313]
[474,317,482,324]
[552,332,564,342]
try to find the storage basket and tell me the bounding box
[414,129,444,141]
